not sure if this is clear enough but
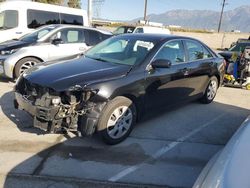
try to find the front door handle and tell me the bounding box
[79,47,86,51]
[181,68,190,76]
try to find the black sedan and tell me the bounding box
[14,34,225,144]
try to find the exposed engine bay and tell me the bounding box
[14,77,99,134]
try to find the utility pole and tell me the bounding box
[218,0,226,33]
[144,0,148,22]
[88,0,92,26]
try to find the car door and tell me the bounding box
[145,39,191,110]
[47,28,88,61]
[183,39,215,96]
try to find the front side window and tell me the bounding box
[51,29,85,44]
[60,13,83,25]
[27,9,60,29]
[0,10,18,30]
[85,37,157,66]
[185,40,213,61]
[154,40,185,64]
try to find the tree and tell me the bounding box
[0,0,5,2]
[67,0,81,9]
[33,0,64,5]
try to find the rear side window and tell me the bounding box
[84,30,102,46]
[185,40,213,61]
[60,13,83,25]
[27,9,60,29]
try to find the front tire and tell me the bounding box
[14,57,41,78]
[200,76,218,104]
[97,96,136,145]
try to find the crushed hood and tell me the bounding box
[23,56,131,91]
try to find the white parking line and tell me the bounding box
[109,112,227,182]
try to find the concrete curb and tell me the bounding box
[0,173,173,188]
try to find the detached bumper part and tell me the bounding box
[14,93,62,132]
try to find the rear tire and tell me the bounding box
[14,57,41,78]
[97,96,136,145]
[200,76,218,104]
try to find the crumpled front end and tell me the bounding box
[14,76,97,133]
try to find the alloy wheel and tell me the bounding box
[107,106,133,139]
[19,61,37,75]
[207,80,217,100]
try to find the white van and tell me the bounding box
[0,1,88,42]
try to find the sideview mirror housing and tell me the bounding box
[52,38,63,45]
[151,59,172,69]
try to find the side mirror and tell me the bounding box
[151,59,172,69]
[52,38,63,45]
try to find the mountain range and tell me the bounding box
[132,6,250,32]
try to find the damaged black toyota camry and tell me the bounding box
[14,34,225,144]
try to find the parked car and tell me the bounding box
[0,24,112,79]
[193,115,250,188]
[14,34,225,144]
[113,25,171,35]
[220,40,250,62]
[0,1,88,42]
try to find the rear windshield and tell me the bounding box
[0,10,18,30]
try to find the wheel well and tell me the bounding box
[13,56,44,78]
[214,74,220,87]
[121,94,141,121]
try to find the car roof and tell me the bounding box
[116,33,200,42]
[42,24,113,35]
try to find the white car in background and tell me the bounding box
[0,25,112,79]
[113,25,171,35]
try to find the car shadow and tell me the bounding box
[0,76,15,83]
[0,91,45,134]
[1,91,250,187]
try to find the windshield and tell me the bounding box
[19,26,56,42]
[229,43,250,52]
[0,10,18,30]
[85,36,157,66]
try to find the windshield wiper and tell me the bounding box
[86,55,108,62]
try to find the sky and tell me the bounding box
[81,0,250,20]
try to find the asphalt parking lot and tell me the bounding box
[0,78,249,188]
